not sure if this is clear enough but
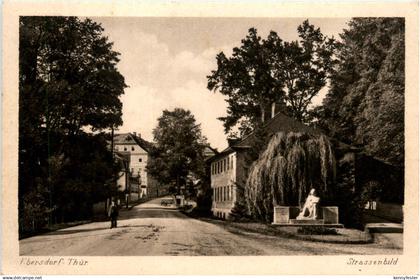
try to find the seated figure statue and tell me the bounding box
[297,188,320,220]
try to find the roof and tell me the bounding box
[238,112,321,147]
[203,145,219,159]
[114,133,154,153]
[207,112,322,163]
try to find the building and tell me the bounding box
[113,132,168,198]
[114,151,130,193]
[208,105,320,219]
[203,145,218,159]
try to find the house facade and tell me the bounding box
[209,149,245,219]
[113,132,167,198]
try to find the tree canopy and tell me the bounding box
[207,20,336,138]
[146,108,207,193]
[315,18,404,167]
[19,16,126,234]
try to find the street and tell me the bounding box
[20,197,402,256]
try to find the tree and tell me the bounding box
[19,17,125,138]
[207,20,336,138]
[146,108,207,194]
[19,16,126,234]
[316,18,404,167]
[245,132,336,222]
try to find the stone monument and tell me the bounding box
[296,188,320,220]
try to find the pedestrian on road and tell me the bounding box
[108,200,119,229]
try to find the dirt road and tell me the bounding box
[20,197,402,256]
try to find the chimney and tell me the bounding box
[227,138,241,147]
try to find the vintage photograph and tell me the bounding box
[16,16,406,257]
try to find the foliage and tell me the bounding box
[229,183,252,222]
[334,154,366,229]
[315,18,404,167]
[245,132,336,222]
[19,16,125,235]
[146,108,207,194]
[207,20,337,137]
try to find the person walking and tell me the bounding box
[108,200,119,228]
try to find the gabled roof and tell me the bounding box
[238,112,321,148]
[207,112,321,163]
[203,145,219,158]
[114,133,154,153]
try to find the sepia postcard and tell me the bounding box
[1,0,419,276]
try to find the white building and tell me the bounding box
[113,132,154,197]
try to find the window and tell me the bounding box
[124,147,127,151]
[222,186,225,201]
[227,157,230,170]
[231,156,234,169]
[227,186,230,200]
[139,158,142,162]
[231,185,234,200]
[131,146,135,151]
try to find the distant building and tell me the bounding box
[203,145,218,159]
[113,132,168,198]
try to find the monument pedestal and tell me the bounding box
[272,206,343,227]
[289,219,324,225]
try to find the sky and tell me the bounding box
[93,17,350,151]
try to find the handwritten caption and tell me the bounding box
[20,257,88,266]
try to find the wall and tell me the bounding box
[116,171,127,192]
[115,143,149,187]
[210,152,237,218]
[375,202,403,222]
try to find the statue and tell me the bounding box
[297,188,320,220]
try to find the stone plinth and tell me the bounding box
[273,206,300,224]
[289,219,324,225]
[322,207,339,224]
[273,206,341,227]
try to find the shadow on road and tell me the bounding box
[118,208,188,221]
[41,223,164,237]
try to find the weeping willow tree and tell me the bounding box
[245,132,336,222]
